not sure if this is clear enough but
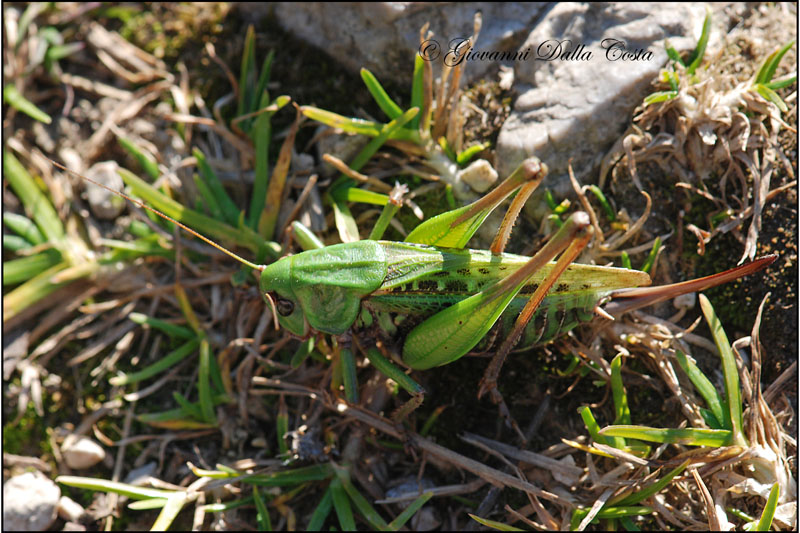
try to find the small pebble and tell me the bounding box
[57,495,86,522]
[61,435,106,470]
[85,161,125,220]
[458,159,498,193]
[673,292,697,310]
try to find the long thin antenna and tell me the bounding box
[50,159,265,271]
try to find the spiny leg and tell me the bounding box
[489,177,541,255]
[479,212,594,441]
[405,157,548,249]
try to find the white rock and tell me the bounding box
[57,495,86,522]
[85,161,125,220]
[3,471,60,531]
[457,159,498,193]
[61,435,106,470]
[497,2,710,204]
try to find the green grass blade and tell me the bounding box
[172,392,204,420]
[643,90,678,105]
[237,25,256,117]
[664,40,684,66]
[331,194,360,243]
[301,106,419,143]
[579,406,610,446]
[597,507,653,519]
[340,187,389,206]
[340,348,359,403]
[456,142,490,167]
[117,167,279,257]
[3,235,31,252]
[127,498,168,510]
[388,491,434,530]
[192,173,224,220]
[109,338,199,386]
[252,486,273,531]
[438,136,456,162]
[245,464,334,486]
[291,337,317,368]
[333,463,389,530]
[468,514,524,531]
[3,249,62,285]
[754,483,780,531]
[686,6,712,74]
[277,396,289,455]
[253,50,275,111]
[364,347,424,395]
[361,68,403,120]
[3,84,52,124]
[45,42,84,64]
[620,251,632,269]
[368,198,401,240]
[588,185,615,221]
[199,496,253,513]
[699,407,723,429]
[347,107,419,174]
[117,136,160,180]
[193,149,241,226]
[291,221,324,251]
[198,339,217,425]
[611,354,631,425]
[612,460,689,506]
[764,74,796,90]
[699,294,747,446]
[3,212,46,244]
[307,486,333,531]
[675,350,726,428]
[4,150,64,242]
[248,91,273,230]
[330,478,356,531]
[753,84,788,113]
[3,262,71,321]
[754,40,795,84]
[151,491,188,531]
[600,425,731,447]
[56,476,177,500]
[640,236,661,273]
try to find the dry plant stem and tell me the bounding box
[578,487,616,531]
[600,191,651,253]
[321,154,392,192]
[335,400,567,505]
[460,433,583,480]
[278,174,319,236]
[690,467,722,530]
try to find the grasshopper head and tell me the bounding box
[259,257,309,337]
[259,241,389,337]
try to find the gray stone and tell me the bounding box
[3,471,60,531]
[497,3,709,206]
[270,3,550,85]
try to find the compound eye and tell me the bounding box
[275,297,295,316]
